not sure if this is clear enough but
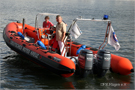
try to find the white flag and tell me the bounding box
[108,25,120,51]
[70,23,82,39]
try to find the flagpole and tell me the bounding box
[98,21,111,50]
[67,19,77,32]
[102,22,111,49]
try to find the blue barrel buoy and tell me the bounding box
[76,45,86,55]
[18,32,24,39]
[37,40,46,49]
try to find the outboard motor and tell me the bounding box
[93,49,111,77]
[77,49,93,78]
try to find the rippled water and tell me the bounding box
[0,0,134,89]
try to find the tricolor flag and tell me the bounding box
[108,25,120,51]
[70,23,82,39]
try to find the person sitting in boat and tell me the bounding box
[43,16,54,30]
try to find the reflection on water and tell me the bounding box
[0,54,132,89]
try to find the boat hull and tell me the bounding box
[3,22,134,77]
[3,22,76,78]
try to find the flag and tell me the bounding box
[108,25,120,51]
[70,23,82,39]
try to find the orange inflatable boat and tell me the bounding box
[3,13,134,78]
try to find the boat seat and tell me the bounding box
[38,29,56,46]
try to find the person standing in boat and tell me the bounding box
[55,15,66,56]
[43,16,54,29]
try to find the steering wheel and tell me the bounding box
[50,29,54,34]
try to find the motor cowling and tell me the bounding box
[77,49,93,78]
[97,49,111,69]
[93,49,111,77]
